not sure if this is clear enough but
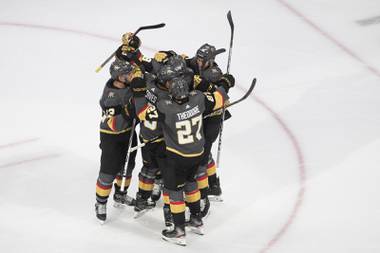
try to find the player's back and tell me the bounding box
[139,76,169,142]
[157,90,206,157]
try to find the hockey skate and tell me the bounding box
[162,225,186,246]
[134,193,156,218]
[200,196,210,218]
[95,202,107,225]
[150,178,163,202]
[163,205,174,230]
[208,177,223,202]
[186,214,204,235]
[113,190,136,208]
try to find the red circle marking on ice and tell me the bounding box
[0,21,307,252]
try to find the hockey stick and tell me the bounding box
[128,78,257,153]
[216,10,234,169]
[120,118,137,192]
[226,11,234,74]
[95,23,166,73]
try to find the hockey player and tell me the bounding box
[132,71,168,217]
[133,59,192,227]
[133,74,234,246]
[95,60,144,224]
[186,43,235,203]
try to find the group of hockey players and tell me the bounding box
[94,31,235,246]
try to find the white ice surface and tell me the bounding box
[0,0,380,252]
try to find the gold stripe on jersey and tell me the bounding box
[137,104,148,121]
[185,190,201,203]
[166,147,204,158]
[140,136,164,144]
[107,117,116,131]
[100,127,132,135]
[207,162,217,176]
[170,201,186,214]
[213,90,225,111]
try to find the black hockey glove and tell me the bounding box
[217,74,235,93]
[130,77,147,97]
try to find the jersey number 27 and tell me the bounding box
[176,115,202,144]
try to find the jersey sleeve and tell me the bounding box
[203,86,228,115]
[133,96,165,122]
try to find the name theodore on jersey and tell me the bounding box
[176,105,200,121]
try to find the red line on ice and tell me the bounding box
[0,138,40,149]
[0,154,60,168]
[0,21,307,252]
[253,95,306,253]
[275,0,380,79]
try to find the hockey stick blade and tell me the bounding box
[226,10,234,74]
[227,11,234,31]
[134,23,166,36]
[95,23,165,72]
[226,78,256,108]
[204,78,257,118]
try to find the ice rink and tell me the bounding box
[1,0,380,252]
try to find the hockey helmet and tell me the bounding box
[169,76,190,102]
[157,64,179,84]
[196,43,216,62]
[109,60,133,80]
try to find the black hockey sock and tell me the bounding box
[208,174,217,186]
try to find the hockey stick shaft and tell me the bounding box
[95,23,165,73]
[129,78,257,152]
[216,10,235,168]
[226,11,234,74]
[120,118,137,192]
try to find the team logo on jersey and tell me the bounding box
[108,92,115,98]
[206,94,214,102]
[142,56,152,62]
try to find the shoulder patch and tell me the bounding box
[205,94,214,102]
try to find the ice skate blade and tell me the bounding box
[98,220,105,225]
[208,195,223,202]
[165,224,175,232]
[202,210,211,219]
[187,225,204,235]
[162,236,186,246]
[113,202,125,208]
[133,209,151,219]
